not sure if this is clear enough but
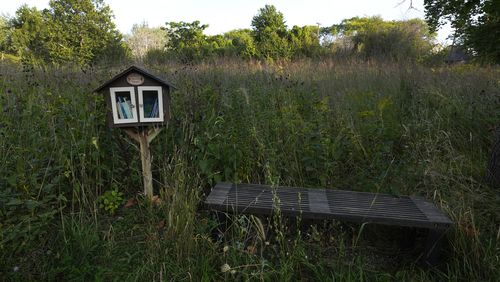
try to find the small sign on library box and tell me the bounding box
[94,66,175,128]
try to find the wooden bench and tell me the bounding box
[204,183,453,266]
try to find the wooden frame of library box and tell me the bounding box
[94,66,175,128]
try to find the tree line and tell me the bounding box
[0,0,498,66]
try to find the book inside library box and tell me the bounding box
[142,90,159,118]
[115,91,135,120]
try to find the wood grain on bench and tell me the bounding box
[205,183,452,230]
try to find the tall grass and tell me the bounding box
[0,59,499,280]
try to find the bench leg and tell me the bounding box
[422,229,445,266]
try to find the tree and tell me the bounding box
[251,5,287,41]
[288,25,321,57]
[424,0,500,63]
[0,15,9,53]
[7,0,126,65]
[251,5,291,60]
[45,0,125,64]
[204,34,233,57]
[125,22,167,59]
[326,17,435,61]
[8,6,49,63]
[224,29,256,58]
[163,21,209,61]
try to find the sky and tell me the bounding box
[2,0,452,44]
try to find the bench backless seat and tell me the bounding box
[204,182,452,265]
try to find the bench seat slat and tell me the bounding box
[204,183,452,230]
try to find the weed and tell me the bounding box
[98,185,125,215]
[0,59,499,280]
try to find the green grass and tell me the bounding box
[0,59,499,281]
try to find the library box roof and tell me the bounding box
[94,66,175,128]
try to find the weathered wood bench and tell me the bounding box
[204,183,453,266]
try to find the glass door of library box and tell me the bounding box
[138,86,164,123]
[110,87,138,124]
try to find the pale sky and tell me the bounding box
[2,0,452,43]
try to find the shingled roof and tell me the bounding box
[94,65,176,92]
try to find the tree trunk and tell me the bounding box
[486,124,500,188]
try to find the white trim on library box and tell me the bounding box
[138,86,164,123]
[110,87,138,124]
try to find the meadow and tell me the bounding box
[0,59,499,281]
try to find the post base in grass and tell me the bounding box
[124,127,163,201]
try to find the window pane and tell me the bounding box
[115,91,134,119]
[143,90,159,118]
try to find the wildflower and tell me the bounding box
[223,245,229,253]
[91,137,99,150]
[247,245,257,254]
[221,263,231,273]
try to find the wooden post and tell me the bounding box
[139,131,153,199]
[124,127,163,201]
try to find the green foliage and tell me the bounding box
[1,3,448,64]
[1,55,499,280]
[251,5,287,40]
[164,21,210,61]
[425,0,500,63]
[162,21,256,61]
[142,6,438,63]
[0,189,66,257]
[255,30,292,61]
[8,6,48,64]
[205,34,233,57]
[6,0,127,65]
[251,5,291,60]
[46,0,124,64]
[288,25,321,58]
[1,2,497,280]
[98,186,124,215]
[0,15,9,52]
[156,5,322,61]
[224,29,256,58]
